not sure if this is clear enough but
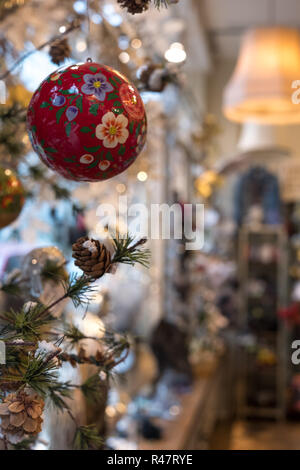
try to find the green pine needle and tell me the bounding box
[153,0,169,9]
[63,323,86,344]
[12,437,36,450]
[47,381,73,411]
[112,233,150,268]
[22,354,60,397]
[73,424,103,450]
[62,274,96,308]
[81,374,104,404]
[0,304,52,341]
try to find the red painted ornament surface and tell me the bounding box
[27,62,147,182]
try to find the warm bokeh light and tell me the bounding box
[131,38,142,49]
[119,51,130,64]
[165,42,186,63]
[116,183,127,193]
[76,39,87,52]
[137,171,148,182]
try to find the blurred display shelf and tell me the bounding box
[138,360,224,450]
[237,225,288,419]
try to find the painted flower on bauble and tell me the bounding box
[119,83,145,120]
[52,95,66,107]
[95,112,129,149]
[81,73,113,101]
[50,73,60,81]
[99,160,111,171]
[80,154,94,164]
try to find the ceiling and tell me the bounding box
[195,0,300,58]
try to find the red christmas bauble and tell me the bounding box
[27,62,147,182]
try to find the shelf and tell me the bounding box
[139,362,223,450]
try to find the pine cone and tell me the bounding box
[49,38,71,65]
[138,63,157,85]
[117,0,151,14]
[72,236,112,279]
[0,391,44,438]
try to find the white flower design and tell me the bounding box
[98,160,110,171]
[80,154,94,164]
[95,112,129,149]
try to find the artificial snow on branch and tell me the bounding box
[0,238,141,449]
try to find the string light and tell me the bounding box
[165,42,186,63]
[119,52,130,64]
[105,406,116,418]
[137,171,148,182]
[131,38,142,49]
[76,40,87,52]
[115,403,126,413]
[59,26,66,33]
[116,183,126,193]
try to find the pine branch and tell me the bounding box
[47,381,73,411]
[112,233,150,268]
[62,323,105,346]
[73,424,103,450]
[153,0,169,9]
[36,274,95,319]
[21,353,60,397]
[0,20,81,81]
[62,274,97,308]
[80,374,104,404]
[12,437,36,450]
[0,304,53,341]
[63,323,86,344]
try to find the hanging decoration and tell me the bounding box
[27,62,147,182]
[22,246,68,317]
[117,0,151,14]
[72,237,112,279]
[137,62,181,92]
[49,37,71,66]
[72,234,149,279]
[0,167,25,229]
[117,0,171,14]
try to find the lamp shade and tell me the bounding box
[223,27,300,124]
